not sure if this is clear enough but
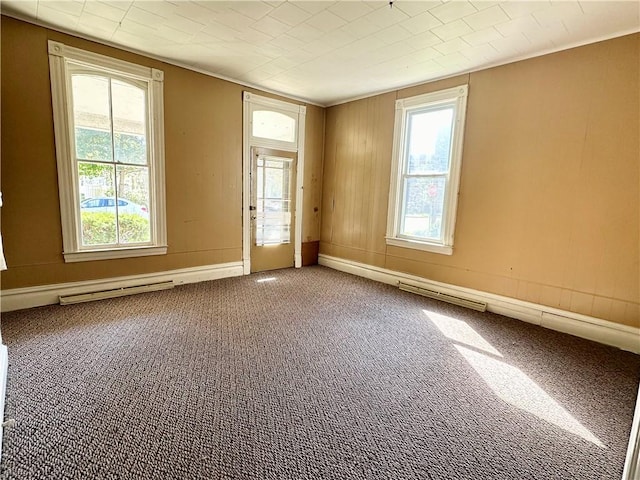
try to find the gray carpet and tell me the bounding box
[1,265,638,479]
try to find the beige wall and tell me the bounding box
[0,17,324,289]
[321,34,639,328]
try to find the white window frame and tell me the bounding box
[386,85,468,255]
[48,40,167,263]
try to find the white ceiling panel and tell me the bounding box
[1,0,638,106]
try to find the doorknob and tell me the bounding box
[249,205,256,211]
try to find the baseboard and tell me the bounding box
[0,343,7,459]
[318,254,640,354]
[623,384,640,480]
[0,261,244,312]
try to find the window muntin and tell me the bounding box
[387,86,468,255]
[48,40,166,262]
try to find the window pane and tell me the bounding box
[72,75,112,161]
[255,156,292,246]
[252,110,296,142]
[78,162,116,246]
[401,176,446,240]
[406,107,453,175]
[265,166,283,199]
[116,165,151,244]
[112,80,147,165]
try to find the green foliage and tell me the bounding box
[81,212,150,246]
[115,132,146,164]
[75,127,146,164]
[75,128,112,161]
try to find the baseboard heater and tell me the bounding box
[398,282,487,312]
[59,281,174,305]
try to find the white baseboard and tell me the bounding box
[318,254,640,354]
[0,343,7,459]
[0,261,244,312]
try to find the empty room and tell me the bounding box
[0,1,639,479]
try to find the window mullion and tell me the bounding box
[107,77,122,246]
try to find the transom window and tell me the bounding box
[252,110,296,143]
[48,40,167,262]
[386,86,468,255]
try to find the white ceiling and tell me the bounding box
[2,1,639,106]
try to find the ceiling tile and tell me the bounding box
[200,21,241,42]
[363,3,410,29]
[433,37,470,55]
[266,33,307,53]
[252,15,291,37]
[579,0,638,17]
[235,28,275,44]
[470,1,502,11]
[400,10,442,35]
[376,24,414,45]
[78,11,120,36]
[495,16,540,38]
[463,5,510,30]
[133,1,179,18]
[164,14,206,35]
[328,1,376,22]
[175,2,221,23]
[522,21,569,49]
[461,26,503,46]
[432,19,474,41]
[368,40,418,65]
[286,22,325,42]
[566,3,640,36]
[411,30,444,49]
[490,31,532,55]
[305,10,347,32]
[429,1,478,24]
[208,10,256,32]
[409,46,442,62]
[394,1,442,17]
[340,16,379,38]
[435,52,468,68]
[117,18,161,38]
[42,0,84,17]
[82,1,128,23]
[126,6,166,27]
[156,24,194,44]
[500,1,550,20]
[460,43,498,62]
[296,1,334,15]
[228,1,274,21]
[269,2,312,26]
[533,2,584,28]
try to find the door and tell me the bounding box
[250,148,296,272]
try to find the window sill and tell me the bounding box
[63,245,168,263]
[385,237,453,255]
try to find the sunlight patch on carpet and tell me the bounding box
[424,309,604,448]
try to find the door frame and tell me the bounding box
[242,92,306,274]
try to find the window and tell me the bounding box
[252,110,296,143]
[48,40,166,262]
[386,86,468,255]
